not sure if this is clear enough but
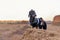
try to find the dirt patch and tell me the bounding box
[0,24,60,40]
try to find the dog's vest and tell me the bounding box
[33,18,41,25]
[36,18,40,24]
[29,18,41,25]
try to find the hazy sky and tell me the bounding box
[0,0,60,21]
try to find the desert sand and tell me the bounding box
[0,22,60,40]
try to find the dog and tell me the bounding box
[28,9,47,30]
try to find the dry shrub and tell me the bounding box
[0,20,28,24]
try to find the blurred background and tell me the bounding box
[0,0,60,21]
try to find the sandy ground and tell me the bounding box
[0,23,60,40]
